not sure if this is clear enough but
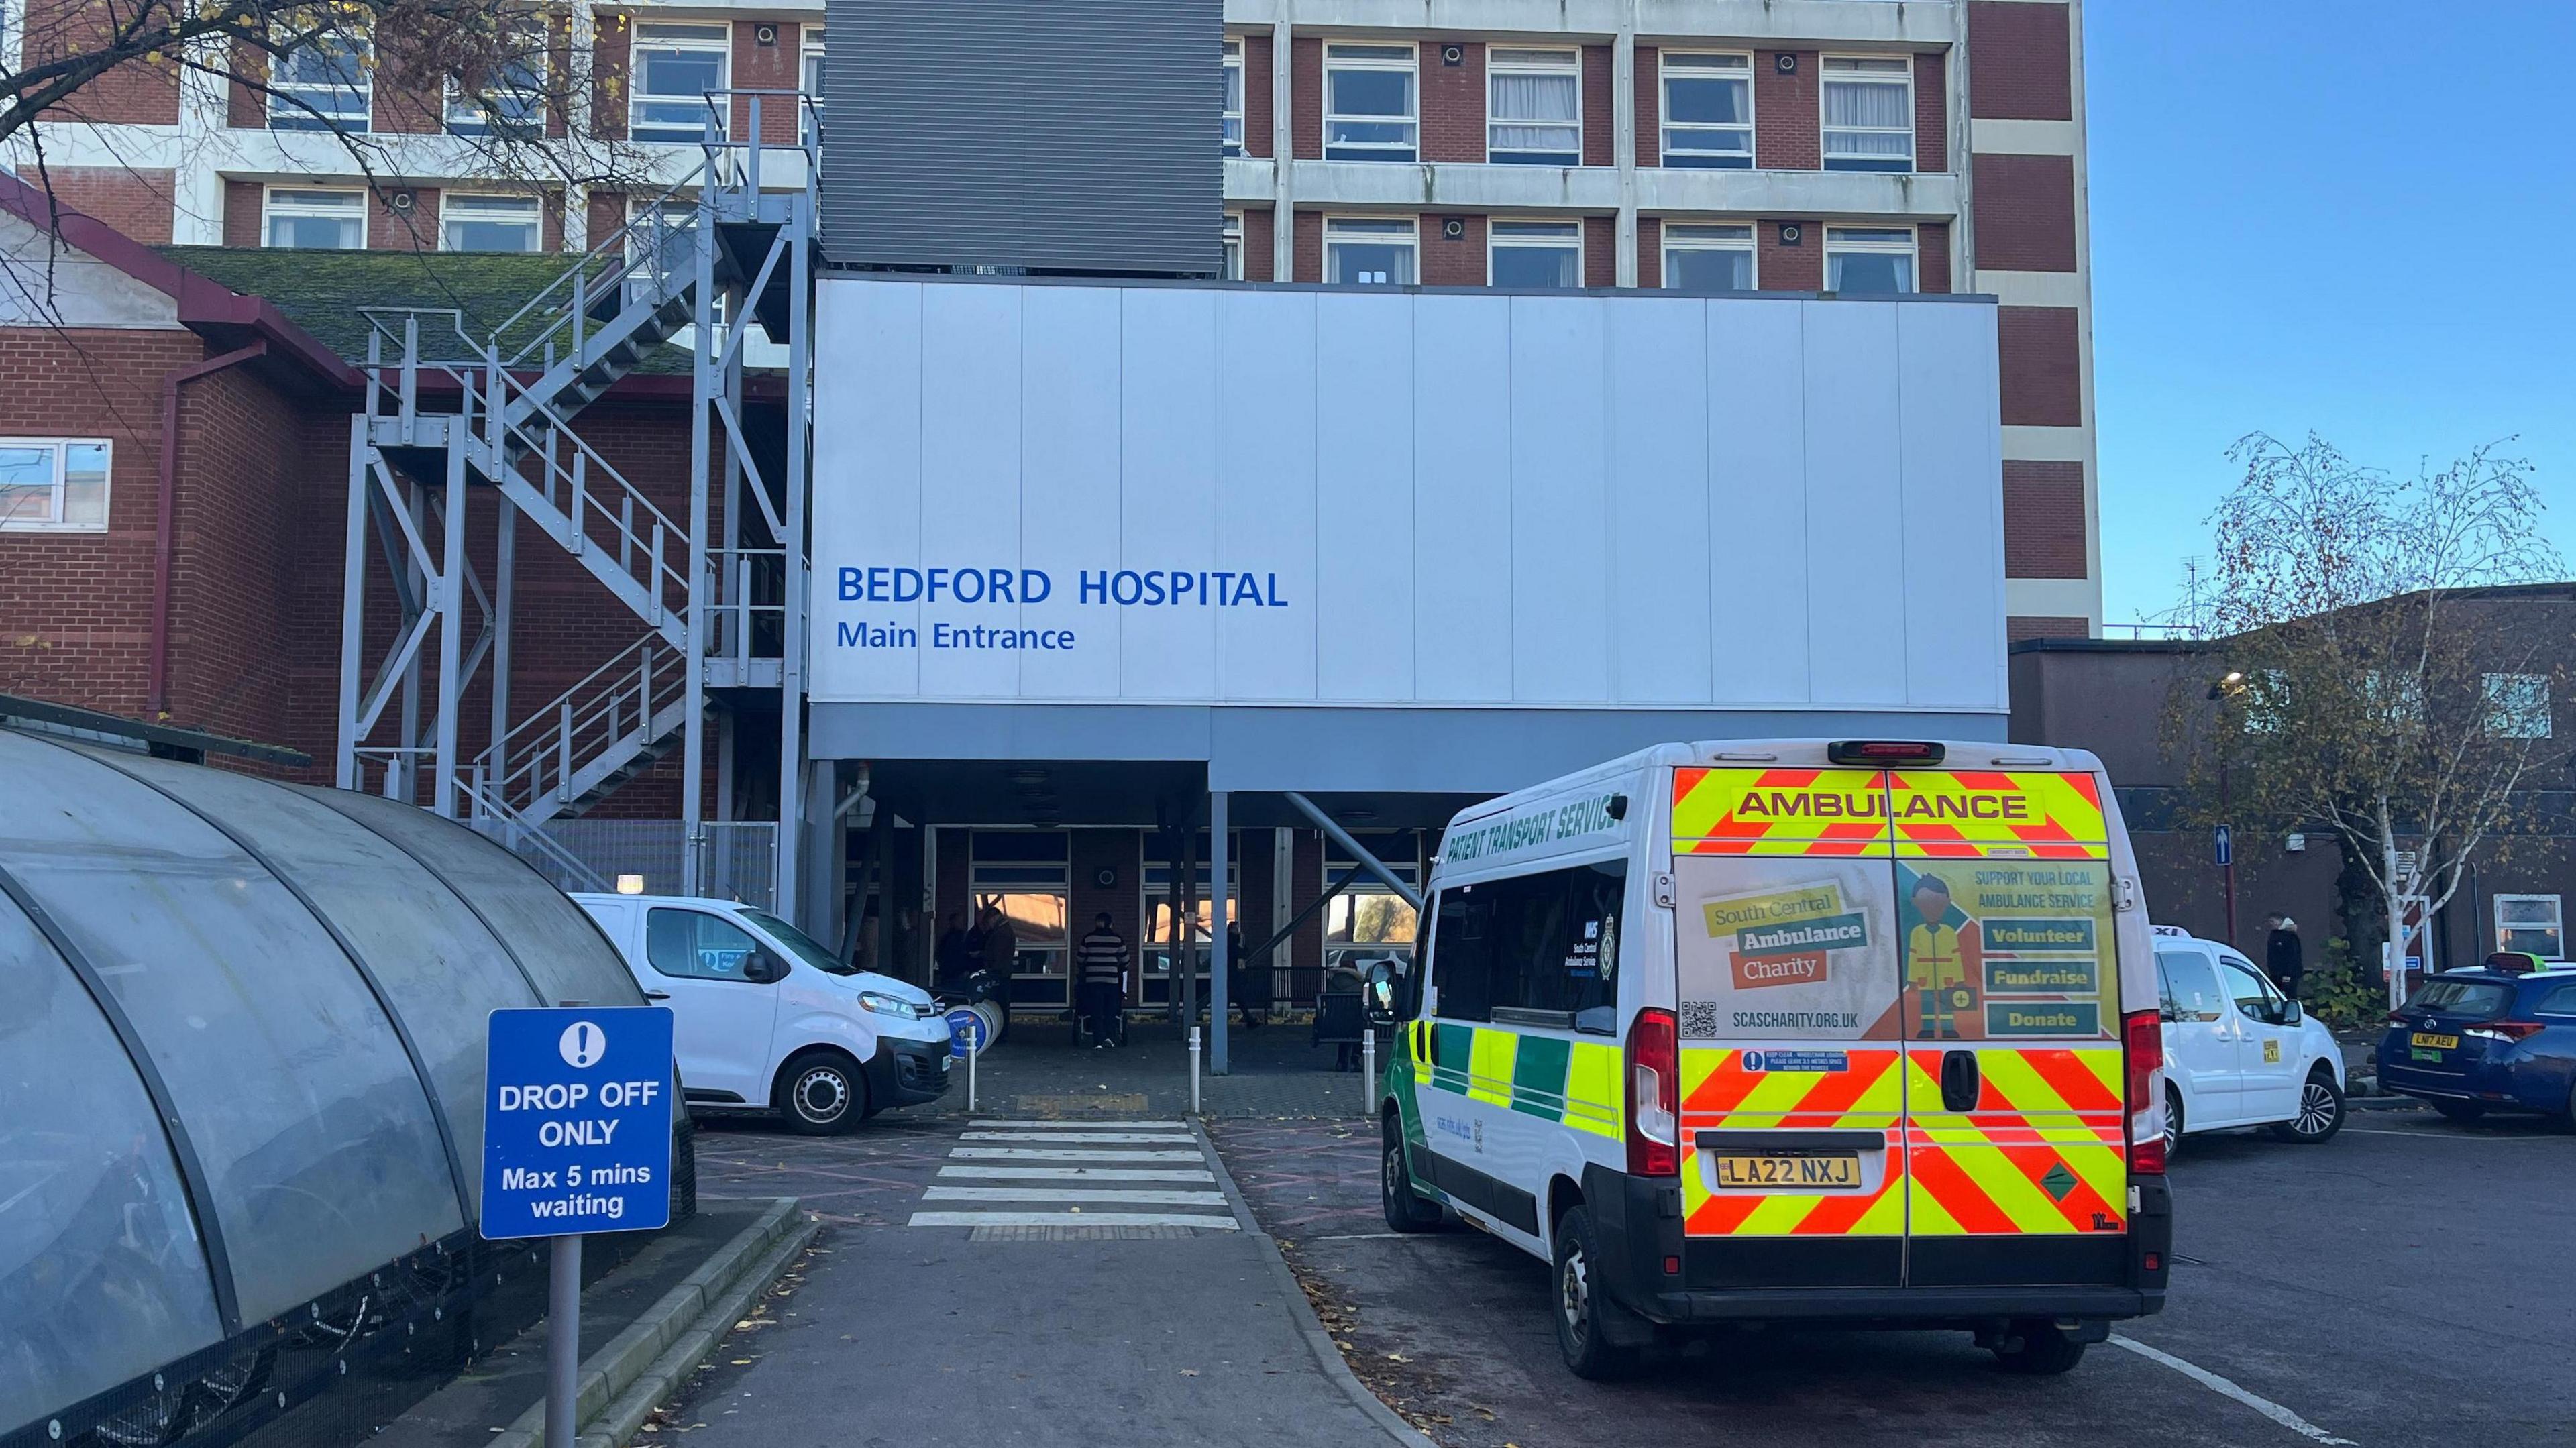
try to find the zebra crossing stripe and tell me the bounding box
[939,1165,1216,1182]
[959,1131,1195,1144]
[907,1211,1240,1230]
[922,1185,1230,1207]
[948,1146,1205,1162]
[968,1119,1187,1129]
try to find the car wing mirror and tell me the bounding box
[2279,999,2302,1026]
[747,950,788,984]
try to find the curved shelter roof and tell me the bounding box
[0,729,645,1435]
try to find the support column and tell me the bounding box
[777,199,814,922]
[1210,791,1230,1076]
[682,186,716,895]
[489,496,516,785]
[335,418,370,789]
[432,440,468,818]
[1271,19,1294,282]
[1613,9,1640,287]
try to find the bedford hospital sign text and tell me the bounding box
[835,564,1291,653]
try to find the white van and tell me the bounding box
[574,893,951,1133]
[1373,740,2171,1378]
[2149,926,2344,1152]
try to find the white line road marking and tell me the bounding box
[923,1184,1231,1207]
[908,1211,1239,1230]
[967,1119,1187,1129]
[959,1131,1196,1144]
[2110,1336,2358,1445]
[947,1146,1206,1162]
[939,1165,1217,1182]
[2342,1127,2557,1139]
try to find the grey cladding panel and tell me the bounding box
[822,0,1223,276]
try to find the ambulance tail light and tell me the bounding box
[2124,1008,2165,1176]
[1627,1008,1679,1176]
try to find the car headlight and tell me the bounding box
[858,991,922,1019]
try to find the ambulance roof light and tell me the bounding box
[1827,740,1946,767]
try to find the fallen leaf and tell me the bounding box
[1178,1369,1199,1377]
[1385,1353,1408,1363]
[729,1359,753,1366]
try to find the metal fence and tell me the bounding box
[484,818,777,909]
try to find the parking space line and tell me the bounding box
[2110,1335,2357,1445]
[2341,1127,2559,1139]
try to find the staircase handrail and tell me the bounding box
[489,163,712,372]
[460,777,613,893]
[477,632,688,816]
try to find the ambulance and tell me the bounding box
[1374,739,2170,1378]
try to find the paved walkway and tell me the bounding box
[676,1108,1416,1448]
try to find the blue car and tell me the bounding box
[2377,958,2576,1126]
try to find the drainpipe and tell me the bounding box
[150,341,267,718]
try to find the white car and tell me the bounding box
[574,893,952,1133]
[2149,926,2345,1151]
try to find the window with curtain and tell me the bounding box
[265,187,366,249]
[1821,55,1913,172]
[1489,220,1581,288]
[270,28,372,131]
[1824,225,1916,292]
[1660,52,1752,168]
[442,194,543,252]
[1324,44,1417,161]
[1487,48,1578,164]
[1222,38,1244,154]
[632,23,731,142]
[1222,213,1243,280]
[1662,223,1755,291]
[1326,217,1417,284]
[443,24,546,137]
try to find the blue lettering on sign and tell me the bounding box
[1741,1050,1850,1074]
[832,563,1292,653]
[482,1006,674,1241]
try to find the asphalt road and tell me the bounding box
[1213,1107,2576,1448]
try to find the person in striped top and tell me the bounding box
[1076,913,1128,1048]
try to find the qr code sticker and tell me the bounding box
[1680,999,1720,1039]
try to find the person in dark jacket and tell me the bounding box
[1226,924,1271,1031]
[933,911,975,987]
[2265,915,2305,1000]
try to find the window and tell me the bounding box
[631,22,729,142]
[645,909,765,982]
[1222,38,1244,155]
[1487,47,1578,165]
[2539,985,2576,1016]
[0,439,109,531]
[626,197,696,305]
[1489,219,1581,288]
[971,832,1071,999]
[1326,216,1415,285]
[2155,951,2224,1023]
[1324,43,1416,162]
[1825,225,1915,292]
[1821,54,1913,172]
[2484,673,2553,738]
[265,187,366,249]
[445,25,546,137]
[442,194,542,252]
[1662,222,1755,291]
[741,907,859,976]
[1427,860,1626,1034]
[1222,213,1243,280]
[802,26,824,111]
[1660,52,1752,168]
[1325,830,1423,965]
[2497,896,2564,958]
[270,28,371,131]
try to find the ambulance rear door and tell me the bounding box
[1668,767,1911,1289]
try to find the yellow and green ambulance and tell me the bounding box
[1376,738,2172,1378]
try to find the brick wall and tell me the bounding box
[1069,828,1145,998]
[1633,46,1659,168]
[228,40,268,128]
[1242,32,1274,158]
[1291,831,1323,983]
[2003,461,2086,577]
[1580,46,1613,168]
[934,828,971,943]
[1290,38,1322,160]
[1292,209,1322,283]
[22,0,180,126]
[1242,207,1274,281]
[1424,214,1485,286]
[1919,220,1951,294]
[1967,1,2074,121]
[167,363,306,747]
[1636,215,1662,287]
[37,168,177,246]
[592,21,631,142]
[1760,219,1820,290]
[1914,50,1949,173]
[1973,154,2079,271]
[731,21,804,145]
[369,187,440,252]
[1998,307,2083,426]
[1754,52,1819,170]
[2008,616,2089,642]
[1422,41,1483,163]
[1584,215,1615,287]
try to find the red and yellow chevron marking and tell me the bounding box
[1902,1047,2127,1235]
[1680,1048,1905,1237]
[1670,767,1893,856]
[1884,771,2110,860]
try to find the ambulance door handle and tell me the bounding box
[1939,1050,1982,1113]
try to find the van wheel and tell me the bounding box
[777,1050,865,1135]
[2271,1067,2344,1143]
[2163,1084,2184,1160]
[1991,1320,2088,1375]
[2432,1100,2485,1124]
[1380,1116,1444,1233]
[1551,1205,1640,1380]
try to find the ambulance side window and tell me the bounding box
[1429,888,1497,1023]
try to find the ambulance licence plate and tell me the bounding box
[1714,1154,1860,1190]
[2410,1032,2459,1050]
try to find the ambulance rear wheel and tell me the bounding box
[1991,1320,2087,1375]
[1381,1116,1444,1233]
[1551,1205,1640,1380]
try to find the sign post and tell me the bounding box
[483,1007,675,1448]
[2214,825,2235,947]
[945,1007,988,1112]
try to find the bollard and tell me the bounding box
[1189,1025,1202,1116]
[967,1034,977,1113]
[1362,1029,1376,1114]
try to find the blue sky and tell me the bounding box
[2086,3,2576,622]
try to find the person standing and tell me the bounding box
[2267,915,2305,1000]
[979,903,1018,985]
[1226,923,1269,1032]
[1075,912,1128,1047]
[933,911,974,988]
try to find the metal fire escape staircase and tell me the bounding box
[337,93,817,901]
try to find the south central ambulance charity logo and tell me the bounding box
[1703,882,1870,991]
